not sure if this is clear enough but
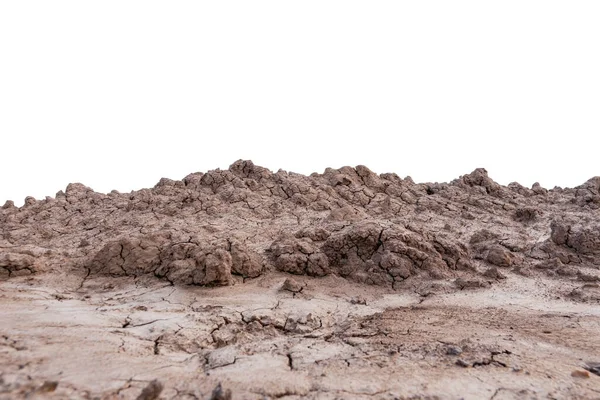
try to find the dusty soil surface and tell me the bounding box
[1,160,600,399]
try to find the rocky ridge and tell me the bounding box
[1,160,599,294]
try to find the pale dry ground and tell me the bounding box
[1,271,600,400]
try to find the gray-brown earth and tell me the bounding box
[1,160,600,399]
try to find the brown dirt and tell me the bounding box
[1,161,600,399]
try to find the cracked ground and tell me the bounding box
[2,271,600,399]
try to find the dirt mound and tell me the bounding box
[89,233,263,285]
[1,160,599,288]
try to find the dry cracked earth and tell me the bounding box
[1,160,600,400]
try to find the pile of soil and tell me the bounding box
[2,160,599,288]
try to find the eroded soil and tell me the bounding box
[2,161,600,398]
[2,272,600,399]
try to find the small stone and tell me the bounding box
[486,246,512,267]
[281,277,304,293]
[455,359,470,368]
[483,267,506,280]
[38,381,58,393]
[350,296,367,305]
[206,347,237,369]
[446,346,463,356]
[571,370,590,379]
[212,329,236,348]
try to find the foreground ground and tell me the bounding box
[2,271,599,400]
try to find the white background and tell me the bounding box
[1,1,599,205]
